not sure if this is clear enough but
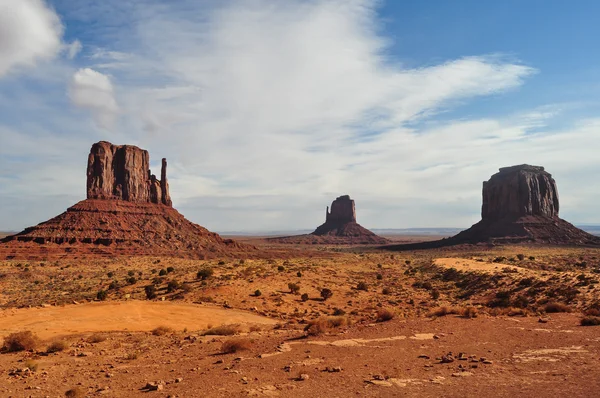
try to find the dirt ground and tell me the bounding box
[1,239,600,397]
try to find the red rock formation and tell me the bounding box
[86,141,171,206]
[482,165,559,220]
[384,164,600,250]
[270,195,388,245]
[0,141,253,259]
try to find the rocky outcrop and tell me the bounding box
[383,164,600,250]
[482,165,559,220]
[268,195,388,244]
[0,141,253,260]
[325,195,356,224]
[86,141,171,206]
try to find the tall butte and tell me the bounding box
[0,141,250,259]
[311,195,388,244]
[385,164,600,250]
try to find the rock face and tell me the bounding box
[481,165,559,220]
[383,164,600,250]
[86,141,171,206]
[325,195,357,224]
[0,141,252,260]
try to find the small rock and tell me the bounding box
[175,378,183,383]
[451,372,473,377]
[297,374,309,381]
[482,360,493,365]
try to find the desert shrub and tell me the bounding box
[221,338,252,354]
[518,277,534,287]
[127,270,135,277]
[87,333,107,343]
[145,285,157,299]
[304,316,349,335]
[297,271,302,277]
[356,281,368,291]
[201,324,240,336]
[405,260,411,265]
[428,306,459,317]
[65,387,84,398]
[107,271,114,278]
[517,254,525,261]
[288,282,300,294]
[124,352,138,360]
[320,288,333,301]
[167,280,180,293]
[127,276,136,285]
[421,281,433,290]
[197,268,214,280]
[108,280,119,290]
[543,302,571,313]
[512,295,529,308]
[488,307,530,317]
[382,287,391,295]
[529,256,536,261]
[493,256,506,263]
[166,266,175,273]
[376,273,383,280]
[332,308,346,316]
[488,290,512,308]
[159,269,167,276]
[581,316,600,326]
[460,306,478,318]
[46,339,68,353]
[96,290,108,301]
[430,289,440,300]
[301,293,309,302]
[376,308,395,322]
[218,260,226,265]
[254,289,262,297]
[277,265,285,272]
[151,326,173,336]
[2,331,38,352]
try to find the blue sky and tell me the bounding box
[0,0,599,232]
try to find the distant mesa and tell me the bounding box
[269,195,389,245]
[0,141,251,259]
[384,164,600,250]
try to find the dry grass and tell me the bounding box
[304,316,350,335]
[46,339,68,353]
[201,324,241,336]
[1,331,38,352]
[543,302,572,313]
[460,306,479,318]
[24,359,38,371]
[376,308,395,322]
[151,325,174,336]
[221,338,252,354]
[427,306,459,317]
[488,307,530,317]
[87,333,107,343]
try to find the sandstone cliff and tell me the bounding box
[86,141,171,206]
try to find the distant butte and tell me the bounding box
[0,141,252,259]
[383,164,600,250]
[269,195,388,245]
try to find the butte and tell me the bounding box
[269,195,388,244]
[384,164,600,250]
[0,141,251,260]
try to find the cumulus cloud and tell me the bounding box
[68,68,119,129]
[0,0,63,77]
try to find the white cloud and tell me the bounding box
[65,39,82,59]
[2,0,600,232]
[68,68,119,129]
[0,0,63,77]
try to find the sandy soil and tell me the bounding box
[0,301,277,339]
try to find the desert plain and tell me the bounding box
[1,237,600,397]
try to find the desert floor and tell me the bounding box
[1,238,600,397]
